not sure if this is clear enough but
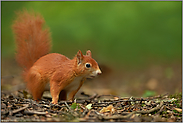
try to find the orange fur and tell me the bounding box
[12,10,102,104]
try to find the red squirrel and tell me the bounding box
[12,10,102,104]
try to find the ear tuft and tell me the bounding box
[86,50,92,57]
[77,50,83,65]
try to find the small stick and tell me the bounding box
[23,110,46,115]
[88,93,98,100]
[64,101,71,110]
[58,100,72,104]
[9,104,29,115]
[96,94,121,99]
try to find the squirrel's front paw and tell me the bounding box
[51,100,58,104]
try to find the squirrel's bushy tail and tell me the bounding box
[12,10,52,72]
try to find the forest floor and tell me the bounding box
[1,58,182,122]
[1,91,182,122]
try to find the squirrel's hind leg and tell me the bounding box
[26,69,46,101]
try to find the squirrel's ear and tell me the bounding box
[77,50,83,65]
[86,50,92,57]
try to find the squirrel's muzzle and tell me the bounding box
[96,69,102,75]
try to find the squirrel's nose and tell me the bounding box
[97,69,102,75]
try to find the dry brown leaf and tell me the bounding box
[113,97,119,100]
[99,105,115,114]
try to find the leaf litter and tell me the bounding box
[1,90,182,122]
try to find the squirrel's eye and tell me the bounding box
[85,63,91,68]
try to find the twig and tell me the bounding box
[93,98,147,106]
[63,101,79,117]
[23,110,46,115]
[80,92,90,97]
[92,104,109,107]
[156,105,166,114]
[145,93,169,100]
[9,104,29,115]
[80,105,88,117]
[88,93,98,100]
[65,101,71,110]
[96,94,121,99]
[58,100,73,104]
[136,101,164,114]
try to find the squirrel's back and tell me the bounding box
[30,53,71,75]
[12,10,52,72]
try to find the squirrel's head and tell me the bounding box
[75,50,102,78]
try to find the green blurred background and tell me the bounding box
[1,1,182,97]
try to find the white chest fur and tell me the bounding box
[64,76,84,92]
